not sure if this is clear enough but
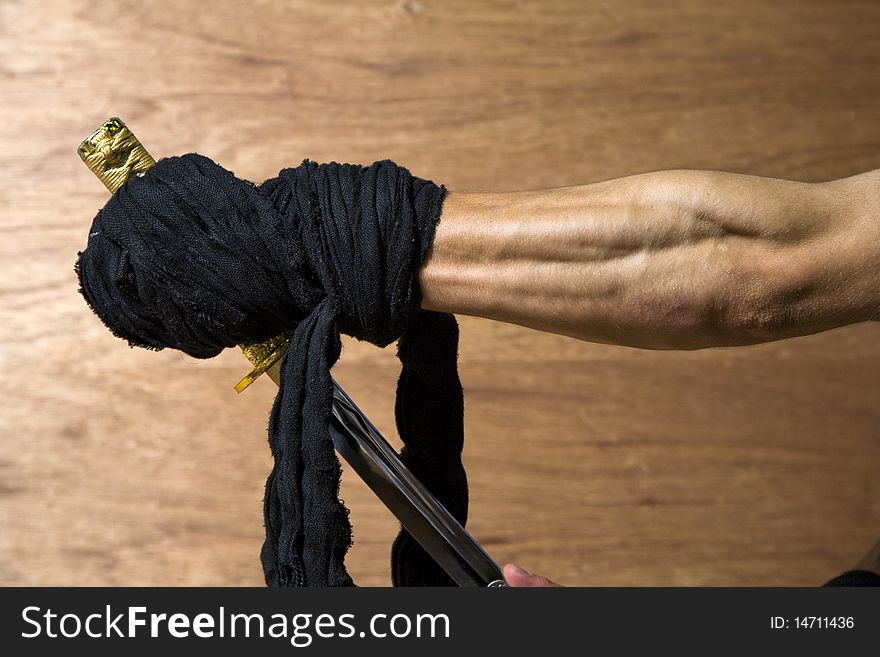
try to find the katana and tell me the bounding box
[78,117,505,587]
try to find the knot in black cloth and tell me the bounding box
[75,153,468,587]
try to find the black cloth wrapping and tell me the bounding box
[75,154,467,586]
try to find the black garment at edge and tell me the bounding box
[824,569,880,587]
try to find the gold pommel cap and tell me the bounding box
[78,117,291,392]
[78,117,157,194]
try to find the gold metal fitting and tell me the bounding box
[235,333,292,392]
[78,118,157,194]
[78,117,289,392]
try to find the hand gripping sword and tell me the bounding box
[78,118,506,587]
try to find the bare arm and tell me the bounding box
[419,169,880,349]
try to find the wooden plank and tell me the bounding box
[1,0,878,585]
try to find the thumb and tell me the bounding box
[503,563,562,587]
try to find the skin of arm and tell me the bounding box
[423,168,880,585]
[419,169,880,350]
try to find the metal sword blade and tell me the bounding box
[329,380,505,587]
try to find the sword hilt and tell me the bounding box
[78,117,289,392]
[77,119,506,586]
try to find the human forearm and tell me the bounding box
[419,169,880,349]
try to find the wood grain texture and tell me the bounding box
[1,0,879,586]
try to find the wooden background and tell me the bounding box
[1,0,879,586]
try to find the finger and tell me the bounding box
[503,563,562,587]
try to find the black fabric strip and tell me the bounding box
[75,154,466,586]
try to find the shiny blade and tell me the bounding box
[329,380,506,587]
